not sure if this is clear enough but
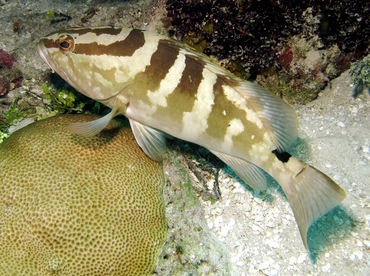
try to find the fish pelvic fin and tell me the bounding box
[68,105,119,137]
[129,119,167,162]
[279,159,346,248]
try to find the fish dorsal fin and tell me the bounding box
[68,105,118,137]
[236,81,298,151]
[210,150,268,191]
[234,81,298,151]
[129,119,167,161]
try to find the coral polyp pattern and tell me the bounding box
[0,115,167,275]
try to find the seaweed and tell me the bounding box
[350,58,370,97]
[166,0,369,78]
[0,98,28,144]
[166,0,369,103]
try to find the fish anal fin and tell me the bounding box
[210,150,268,191]
[129,119,167,161]
[279,160,346,248]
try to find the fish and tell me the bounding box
[38,27,346,248]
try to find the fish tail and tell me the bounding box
[277,159,346,248]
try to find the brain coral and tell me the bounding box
[0,115,167,275]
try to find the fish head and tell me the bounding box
[38,27,134,104]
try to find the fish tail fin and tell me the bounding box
[278,161,346,248]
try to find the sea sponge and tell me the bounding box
[0,115,167,275]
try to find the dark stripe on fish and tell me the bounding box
[131,40,179,94]
[65,27,123,37]
[175,55,204,95]
[73,29,145,56]
[205,77,230,139]
[42,39,58,49]
[147,41,179,87]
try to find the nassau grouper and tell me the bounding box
[38,27,346,248]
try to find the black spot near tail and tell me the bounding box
[272,149,291,163]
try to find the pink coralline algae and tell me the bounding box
[0,48,22,97]
[0,49,15,70]
[0,78,8,96]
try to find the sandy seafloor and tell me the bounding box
[0,0,369,275]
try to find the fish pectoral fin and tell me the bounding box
[210,150,268,191]
[68,105,119,137]
[279,161,346,248]
[129,119,167,161]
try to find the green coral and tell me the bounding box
[42,83,85,113]
[350,58,370,97]
[42,82,106,115]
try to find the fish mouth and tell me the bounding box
[37,39,72,84]
[37,40,55,73]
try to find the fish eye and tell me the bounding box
[57,35,75,51]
